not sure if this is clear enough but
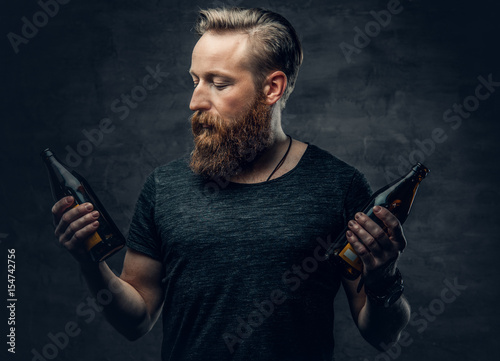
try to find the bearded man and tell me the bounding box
[52,7,410,361]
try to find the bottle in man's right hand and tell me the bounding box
[41,148,125,262]
[325,163,430,279]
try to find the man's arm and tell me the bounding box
[52,196,165,341]
[342,206,411,350]
[343,276,410,350]
[80,249,165,341]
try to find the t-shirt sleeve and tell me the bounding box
[126,171,162,260]
[344,169,373,222]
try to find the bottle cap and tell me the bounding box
[41,148,54,159]
[412,163,430,178]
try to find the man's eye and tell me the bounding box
[214,84,228,90]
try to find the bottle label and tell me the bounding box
[339,243,363,271]
[85,232,103,251]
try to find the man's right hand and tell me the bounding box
[52,196,100,263]
[52,197,165,340]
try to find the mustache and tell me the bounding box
[191,111,225,135]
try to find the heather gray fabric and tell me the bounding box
[127,143,372,361]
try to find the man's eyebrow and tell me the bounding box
[188,69,233,80]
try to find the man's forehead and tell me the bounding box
[190,31,252,75]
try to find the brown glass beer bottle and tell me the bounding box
[326,163,430,279]
[41,148,125,262]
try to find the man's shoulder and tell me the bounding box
[304,142,371,195]
[305,143,362,176]
[153,154,191,174]
[145,154,194,186]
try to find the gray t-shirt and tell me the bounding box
[127,143,371,361]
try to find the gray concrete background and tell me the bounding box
[1,0,499,360]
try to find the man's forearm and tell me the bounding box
[79,261,153,341]
[357,295,411,351]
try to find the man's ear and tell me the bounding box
[262,71,287,106]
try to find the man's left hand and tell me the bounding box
[346,205,406,287]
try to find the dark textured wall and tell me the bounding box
[1,0,499,360]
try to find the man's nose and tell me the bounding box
[189,83,210,111]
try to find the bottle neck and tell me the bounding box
[44,154,72,180]
[410,163,430,182]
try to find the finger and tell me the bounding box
[353,212,392,250]
[64,220,100,253]
[59,210,100,245]
[372,206,406,251]
[54,202,94,238]
[346,229,375,270]
[51,196,75,225]
[348,219,384,257]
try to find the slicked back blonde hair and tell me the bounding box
[194,7,303,110]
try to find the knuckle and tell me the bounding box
[356,247,369,256]
[73,227,89,243]
[59,235,68,246]
[373,229,385,240]
[74,228,91,244]
[391,218,401,228]
[63,240,74,252]
[54,224,64,239]
[61,212,72,224]
[349,240,366,255]
[73,231,83,242]
[58,232,69,244]
[67,222,79,235]
[364,236,375,247]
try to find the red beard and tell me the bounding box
[189,92,273,180]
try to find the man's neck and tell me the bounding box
[229,132,308,184]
